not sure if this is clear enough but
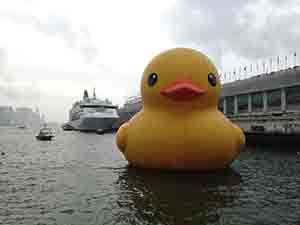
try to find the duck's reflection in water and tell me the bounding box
[115,167,241,225]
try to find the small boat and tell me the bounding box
[61,123,73,131]
[95,128,105,135]
[36,127,54,141]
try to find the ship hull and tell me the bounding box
[69,117,118,132]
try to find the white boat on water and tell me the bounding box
[36,127,54,141]
[68,89,119,132]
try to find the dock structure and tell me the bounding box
[220,66,300,138]
[117,66,300,144]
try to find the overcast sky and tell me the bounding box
[0,0,299,122]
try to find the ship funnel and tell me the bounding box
[93,88,96,99]
[83,90,89,99]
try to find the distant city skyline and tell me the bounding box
[0,105,45,127]
[0,0,299,122]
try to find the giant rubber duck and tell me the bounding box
[116,48,245,171]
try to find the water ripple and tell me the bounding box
[0,128,299,225]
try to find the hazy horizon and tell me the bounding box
[0,0,299,123]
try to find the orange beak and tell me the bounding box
[160,79,205,101]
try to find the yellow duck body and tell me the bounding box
[117,48,245,171]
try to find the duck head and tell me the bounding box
[141,48,221,111]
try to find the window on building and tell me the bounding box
[237,94,248,113]
[252,92,263,112]
[286,86,300,110]
[267,89,281,111]
[226,96,234,115]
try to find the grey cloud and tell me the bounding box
[164,0,300,66]
[269,0,299,6]
[10,67,99,82]
[0,12,98,63]
[0,82,42,100]
[0,11,121,74]
[0,48,15,82]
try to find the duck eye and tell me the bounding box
[208,73,217,86]
[148,73,158,87]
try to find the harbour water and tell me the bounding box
[0,127,300,225]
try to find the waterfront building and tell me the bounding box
[220,66,300,134]
[0,106,14,126]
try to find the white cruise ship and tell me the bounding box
[68,89,119,132]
